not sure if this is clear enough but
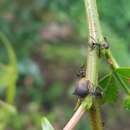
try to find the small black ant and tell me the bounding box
[89,36,109,50]
[74,65,93,98]
[91,106,96,112]
[88,36,99,50]
[92,86,103,98]
[76,64,86,78]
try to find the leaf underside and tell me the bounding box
[99,73,118,103]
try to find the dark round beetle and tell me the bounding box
[73,78,93,98]
[73,78,103,98]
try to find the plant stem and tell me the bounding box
[105,50,119,69]
[63,0,106,130]
[63,105,86,130]
[84,0,103,130]
[64,0,104,129]
[89,102,103,130]
[105,50,130,95]
[84,0,104,42]
[63,0,129,128]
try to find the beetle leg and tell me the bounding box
[74,98,81,111]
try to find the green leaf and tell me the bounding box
[0,100,17,130]
[115,67,130,85]
[99,73,118,103]
[123,96,130,110]
[99,73,112,89]
[105,76,118,103]
[116,67,130,77]
[0,65,16,87]
[0,32,18,104]
[0,100,16,114]
[41,117,54,130]
[0,32,17,66]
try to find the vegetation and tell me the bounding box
[0,0,130,130]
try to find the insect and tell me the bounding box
[73,66,103,110]
[73,80,103,110]
[92,86,103,98]
[76,64,86,78]
[89,36,109,50]
[73,78,93,98]
[101,37,109,49]
[73,79,103,98]
[73,79,103,110]
[73,78,93,110]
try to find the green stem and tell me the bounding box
[0,32,16,66]
[105,50,119,69]
[89,102,103,130]
[0,32,18,104]
[84,0,104,42]
[84,0,103,130]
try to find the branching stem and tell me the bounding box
[105,50,130,95]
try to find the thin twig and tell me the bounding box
[63,105,85,130]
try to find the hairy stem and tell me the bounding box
[63,0,104,129]
[89,102,103,130]
[84,0,103,130]
[105,50,119,69]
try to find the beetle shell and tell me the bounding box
[73,78,92,98]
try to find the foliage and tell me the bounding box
[0,32,18,104]
[41,117,54,130]
[0,0,130,130]
[99,67,130,104]
[99,74,118,103]
[123,96,130,110]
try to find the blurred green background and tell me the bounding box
[0,0,130,130]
